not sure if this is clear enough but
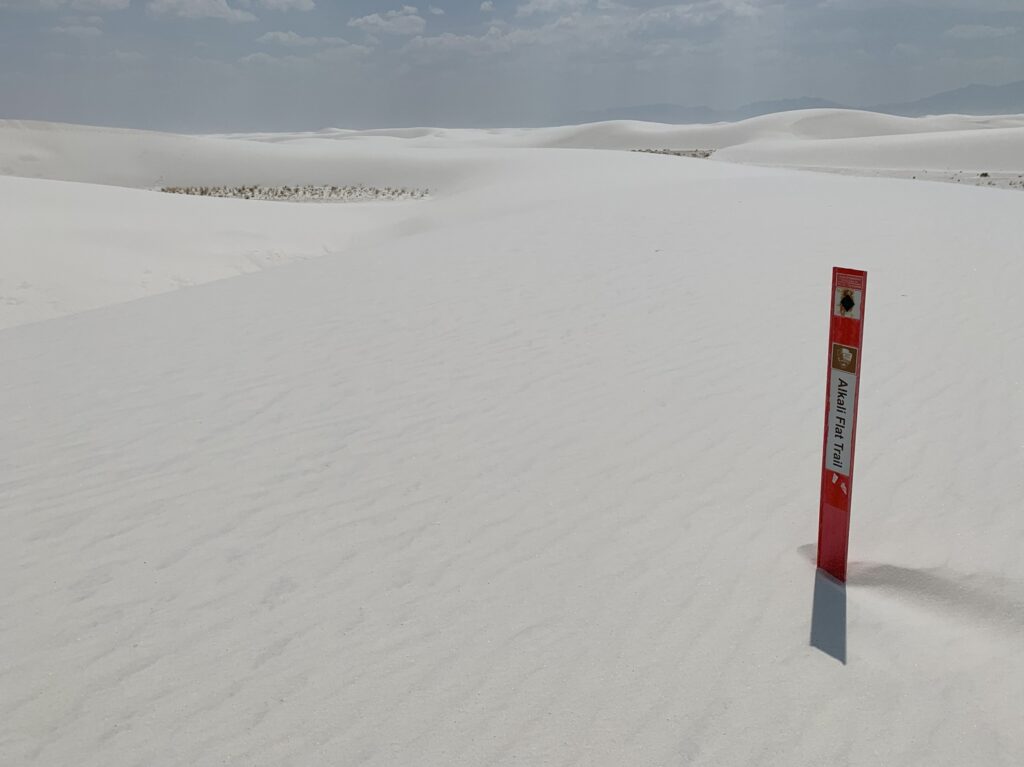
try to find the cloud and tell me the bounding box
[60,13,104,24]
[51,23,103,36]
[239,41,371,66]
[257,30,319,45]
[348,6,426,37]
[315,43,373,61]
[70,0,130,9]
[428,4,444,13]
[404,1,765,64]
[238,51,279,65]
[257,30,355,46]
[515,0,587,17]
[626,0,762,36]
[944,24,1017,40]
[148,0,257,21]
[405,26,512,56]
[0,0,62,8]
[0,0,129,9]
[404,12,600,60]
[818,0,1023,8]
[238,0,315,10]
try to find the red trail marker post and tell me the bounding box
[817,267,867,582]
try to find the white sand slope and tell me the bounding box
[210,109,1024,150]
[715,125,1024,172]
[2,112,1023,765]
[3,109,1024,328]
[0,175,433,328]
[5,109,1024,185]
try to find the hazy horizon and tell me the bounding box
[2,0,1023,131]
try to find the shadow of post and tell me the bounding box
[810,568,847,664]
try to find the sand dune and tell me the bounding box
[214,109,1024,149]
[0,120,765,328]
[0,119,492,191]
[715,125,1024,172]
[2,112,1023,765]
[5,109,1024,192]
[0,174,429,328]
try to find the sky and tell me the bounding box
[0,0,1022,130]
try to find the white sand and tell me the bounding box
[2,110,1023,765]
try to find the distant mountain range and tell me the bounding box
[576,80,1024,124]
[874,80,1024,117]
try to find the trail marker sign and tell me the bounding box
[817,267,867,582]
